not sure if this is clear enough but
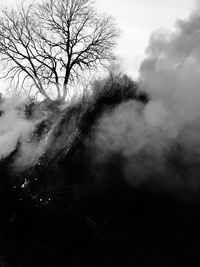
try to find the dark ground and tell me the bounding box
[1,177,200,267]
[0,80,198,266]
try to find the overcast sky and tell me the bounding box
[95,0,195,77]
[1,0,196,78]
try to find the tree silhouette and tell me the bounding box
[0,0,118,102]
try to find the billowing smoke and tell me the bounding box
[0,95,55,172]
[2,1,200,198]
[90,2,200,194]
[0,96,34,160]
[13,123,53,172]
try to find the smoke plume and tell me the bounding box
[2,1,200,197]
[0,96,34,160]
[0,95,55,171]
[91,2,200,194]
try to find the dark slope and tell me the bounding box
[1,75,200,266]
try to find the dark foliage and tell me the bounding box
[92,73,149,105]
[22,73,149,195]
[1,74,200,266]
[77,74,149,146]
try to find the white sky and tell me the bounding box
[95,0,195,77]
[0,0,196,80]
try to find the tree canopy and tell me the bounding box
[0,0,119,102]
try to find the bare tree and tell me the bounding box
[0,0,118,102]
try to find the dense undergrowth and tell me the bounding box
[0,74,200,266]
